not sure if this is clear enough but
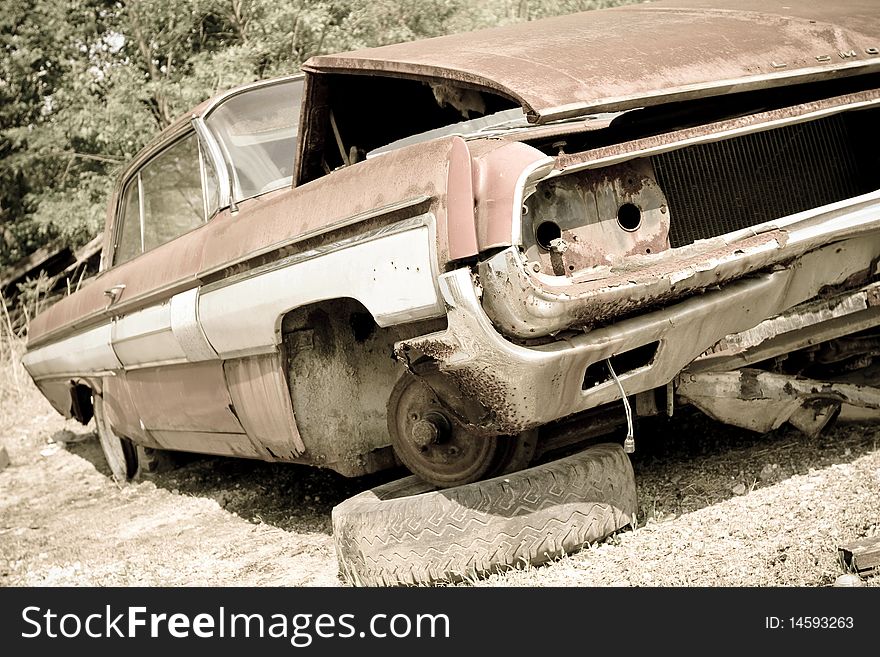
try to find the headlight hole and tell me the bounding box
[617,203,641,231]
[535,221,562,250]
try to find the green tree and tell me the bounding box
[0,0,638,270]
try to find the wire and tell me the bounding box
[606,358,635,453]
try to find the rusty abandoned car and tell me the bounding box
[21,0,880,584]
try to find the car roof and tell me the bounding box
[302,0,880,123]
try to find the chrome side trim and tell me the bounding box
[511,158,555,245]
[198,215,445,359]
[111,288,218,370]
[22,323,121,380]
[111,301,184,367]
[170,288,218,362]
[197,194,431,279]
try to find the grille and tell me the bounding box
[653,114,871,248]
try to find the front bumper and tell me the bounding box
[396,196,880,434]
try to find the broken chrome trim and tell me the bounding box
[691,282,880,373]
[397,233,880,434]
[510,157,555,245]
[482,190,880,339]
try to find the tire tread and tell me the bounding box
[332,443,637,586]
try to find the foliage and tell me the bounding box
[0,0,637,269]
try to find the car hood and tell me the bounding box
[302,0,880,123]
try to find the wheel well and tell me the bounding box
[280,297,377,339]
[278,297,447,476]
[70,383,94,425]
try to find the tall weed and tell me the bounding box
[0,289,34,419]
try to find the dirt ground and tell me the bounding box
[1,382,878,587]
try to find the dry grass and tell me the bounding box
[0,291,32,425]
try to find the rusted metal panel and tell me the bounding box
[469,141,553,251]
[677,369,880,435]
[148,430,260,458]
[224,354,306,459]
[695,284,880,364]
[446,136,479,260]
[281,299,437,476]
[554,89,880,174]
[480,188,880,339]
[522,160,671,274]
[32,379,74,419]
[102,373,157,446]
[124,361,244,434]
[198,136,464,277]
[303,0,880,124]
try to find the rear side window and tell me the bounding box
[113,132,218,266]
[115,181,142,265]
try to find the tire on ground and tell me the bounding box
[93,394,138,482]
[134,445,181,479]
[93,394,181,481]
[332,442,637,586]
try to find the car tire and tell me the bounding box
[134,445,180,479]
[332,442,637,586]
[93,394,138,482]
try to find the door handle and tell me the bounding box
[104,284,126,305]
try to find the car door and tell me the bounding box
[104,129,258,458]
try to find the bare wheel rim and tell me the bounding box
[94,396,135,482]
[387,372,501,488]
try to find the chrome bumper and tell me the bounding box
[397,226,880,434]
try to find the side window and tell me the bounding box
[141,133,204,252]
[114,181,142,265]
[113,132,219,266]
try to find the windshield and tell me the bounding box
[206,78,303,201]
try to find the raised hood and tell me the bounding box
[302,0,880,123]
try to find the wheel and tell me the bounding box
[332,442,637,586]
[134,445,180,478]
[93,394,138,482]
[387,369,536,488]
